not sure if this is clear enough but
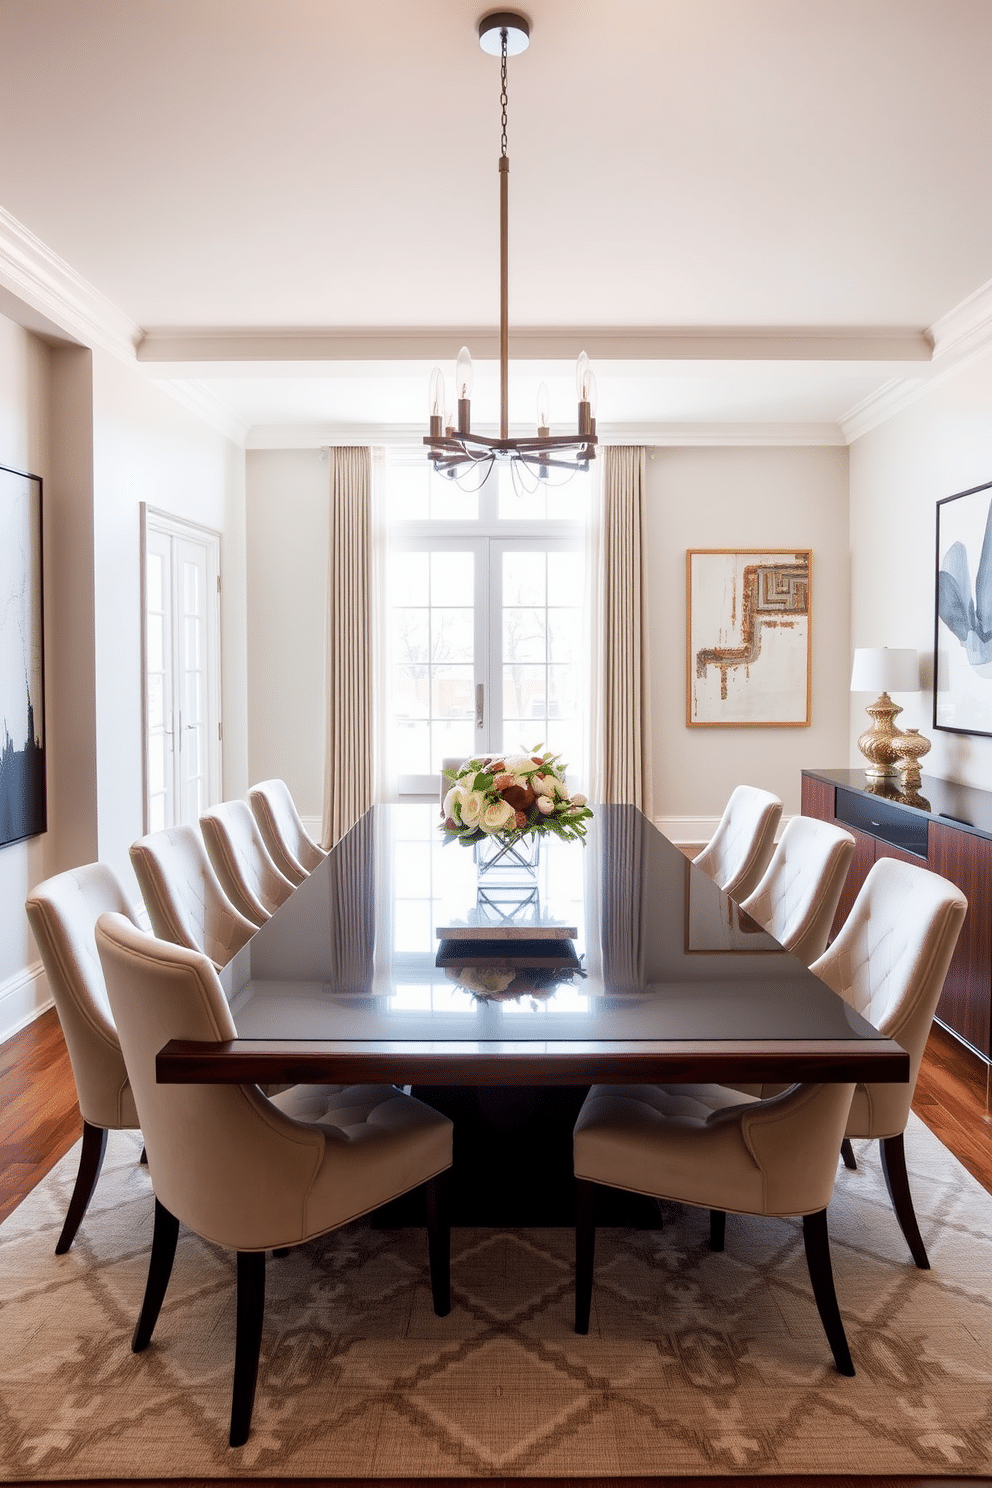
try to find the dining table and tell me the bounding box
[156,802,908,1223]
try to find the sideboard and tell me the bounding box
[801,767,992,1063]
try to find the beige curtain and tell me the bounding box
[322,447,375,847]
[591,446,653,815]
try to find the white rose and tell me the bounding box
[443,785,465,820]
[554,777,570,799]
[530,773,554,797]
[570,792,587,807]
[536,794,555,816]
[504,755,534,774]
[481,798,516,833]
[460,789,484,827]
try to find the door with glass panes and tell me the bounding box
[386,537,585,796]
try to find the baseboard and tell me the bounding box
[655,813,791,848]
[0,961,52,1044]
[301,815,323,844]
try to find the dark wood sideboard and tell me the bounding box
[802,768,992,1063]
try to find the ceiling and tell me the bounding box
[1,0,990,444]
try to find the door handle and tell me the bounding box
[475,683,485,730]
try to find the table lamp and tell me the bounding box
[850,647,919,781]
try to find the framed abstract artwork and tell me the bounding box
[686,548,811,727]
[0,465,46,847]
[934,479,992,737]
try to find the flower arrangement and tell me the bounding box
[444,961,586,1002]
[440,747,593,846]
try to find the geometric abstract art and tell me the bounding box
[688,549,811,726]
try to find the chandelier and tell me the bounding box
[424,11,598,489]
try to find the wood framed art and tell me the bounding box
[686,548,811,727]
[934,479,992,738]
[0,464,46,847]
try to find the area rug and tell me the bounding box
[1,1116,991,1478]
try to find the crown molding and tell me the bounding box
[244,420,844,451]
[0,206,140,362]
[930,276,992,366]
[138,324,933,365]
[151,378,249,446]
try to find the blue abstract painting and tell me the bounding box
[935,480,992,736]
[0,465,45,846]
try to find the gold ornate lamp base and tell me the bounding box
[856,692,904,781]
[892,727,931,790]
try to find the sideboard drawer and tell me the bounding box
[834,788,928,858]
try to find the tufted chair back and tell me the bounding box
[200,799,295,927]
[248,778,326,885]
[811,856,967,1139]
[26,862,139,1132]
[740,815,856,967]
[130,824,256,969]
[692,785,783,901]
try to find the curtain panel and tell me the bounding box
[592,446,653,817]
[322,447,375,848]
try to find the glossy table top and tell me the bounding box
[157,804,908,1087]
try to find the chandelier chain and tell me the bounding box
[500,30,508,158]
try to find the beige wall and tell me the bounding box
[0,308,247,1039]
[245,449,328,822]
[849,350,992,789]
[645,445,851,836]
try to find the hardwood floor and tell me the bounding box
[1,1007,990,1488]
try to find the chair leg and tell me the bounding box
[801,1209,854,1376]
[55,1120,108,1255]
[230,1251,266,1449]
[709,1209,726,1252]
[880,1132,930,1270]
[574,1178,598,1335]
[139,1146,148,1165]
[424,1171,451,1317]
[132,1198,180,1352]
[840,1138,857,1171]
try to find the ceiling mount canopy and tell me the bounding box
[424,9,597,490]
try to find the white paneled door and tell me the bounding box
[141,508,222,831]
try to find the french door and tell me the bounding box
[141,507,222,832]
[387,536,585,796]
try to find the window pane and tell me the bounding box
[548,551,584,605]
[503,607,546,663]
[503,663,546,721]
[392,608,430,663]
[396,719,431,773]
[548,663,579,718]
[429,471,478,522]
[389,551,430,606]
[386,464,430,522]
[431,665,474,719]
[394,667,430,719]
[147,553,163,612]
[503,551,545,606]
[548,609,581,662]
[433,719,476,770]
[147,614,164,673]
[431,608,474,663]
[430,550,473,607]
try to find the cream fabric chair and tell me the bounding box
[739,815,856,967]
[95,911,453,1448]
[200,800,296,927]
[573,1078,857,1374]
[129,825,256,969]
[25,862,143,1253]
[692,785,783,902]
[812,857,967,1268]
[248,779,326,886]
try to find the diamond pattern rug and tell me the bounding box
[1,1115,991,1477]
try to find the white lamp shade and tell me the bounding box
[850,647,919,694]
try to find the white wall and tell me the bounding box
[850,349,992,788]
[90,352,247,890]
[245,449,328,821]
[645,446,852,837]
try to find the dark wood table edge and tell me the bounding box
[157,1038,910,1086]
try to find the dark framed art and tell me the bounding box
[0,464,46,846]
[934,479,992,738]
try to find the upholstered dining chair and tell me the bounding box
[25,862,142,1253]
[692,785,783,902]
[738,815,856,967]
[247,778,326,886]
[812,857,967,1268]
[200,800,296,928]
[572,1078,857,1375]
[95,911,453,1448]
[129,824,256,969]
